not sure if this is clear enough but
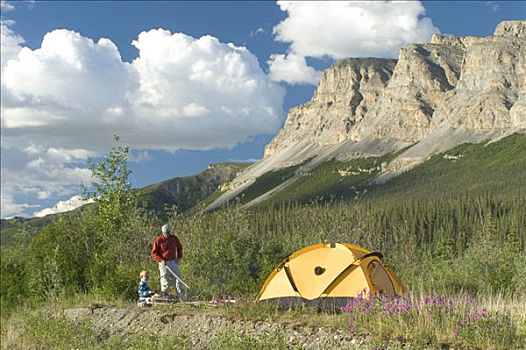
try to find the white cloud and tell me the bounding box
[2,29,136,131]
[1,151,93,218]
[0,27,285,217]
[1,143,100,218]
[250,27,265,37]
[2,28,284,151]
[34,195,94,218]
[269,1,439,85]
[226,158,259,163]
[1,20,24,70]
[46,147,96,163]
[268,52,321,85]
[1,187,40,219]
[274,1,439,59]
[484,1,500,12]
[129,30,283,150]
[0,0,14,11]
[37,190,52,200]
[128,150,153,163]
[183,102,210,117]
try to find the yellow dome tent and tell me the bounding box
[257,242,403,307]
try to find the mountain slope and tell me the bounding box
[137,162,248,215]
[221,134,525,208]
[0,216,53,246]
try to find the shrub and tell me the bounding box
[25,219,88,299]
[0,245,28,316]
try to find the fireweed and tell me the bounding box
[340,291,523,349]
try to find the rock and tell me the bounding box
[494,20,526,38]
[351,42,464,143]
[264,58,396,157]
[430,34,486,48]
[510,93,526,129]
[431,32,525,133]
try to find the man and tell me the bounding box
[151,224,185,301]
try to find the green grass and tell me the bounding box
[208,134,526,211]
[200,188,223,206]
[1,215,54,246]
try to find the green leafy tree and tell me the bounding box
[82,135,145,295]
[84,134,137,239]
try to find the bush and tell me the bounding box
[25,219,88,299]
[180,209,262,299]
[0,245,28,316]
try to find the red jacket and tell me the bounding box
[151,234,183,263]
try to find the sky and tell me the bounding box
[1,0,524,219]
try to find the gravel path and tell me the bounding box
[63,305,364,349]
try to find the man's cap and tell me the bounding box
[162,224,172,235]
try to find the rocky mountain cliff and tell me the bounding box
[207,20,526,210]
[265,58,397,156]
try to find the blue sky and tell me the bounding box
[1,0,524,218]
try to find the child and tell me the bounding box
[138,270,153,305]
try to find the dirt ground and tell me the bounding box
[63,303,362,349]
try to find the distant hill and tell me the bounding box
[1,214,57,246]
[137,162,249,216]
[1,162,250,246]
